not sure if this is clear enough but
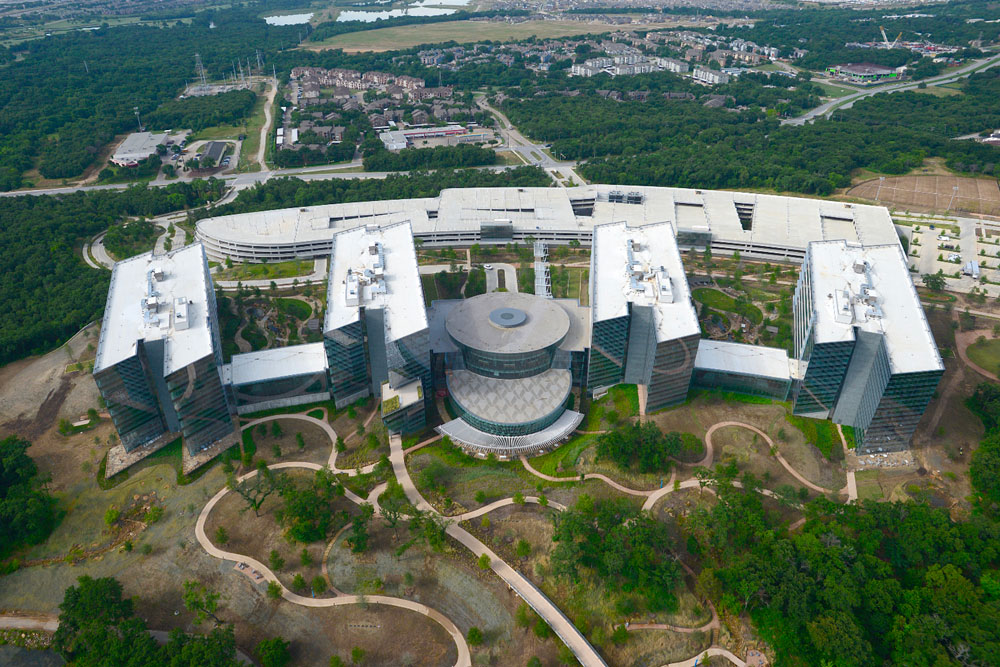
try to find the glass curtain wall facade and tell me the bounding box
[232,372,329,409]
[647,333,700,411]
[325,320,369,408]
[587,315,630,392]
[388,329,433,416]
[93,352,166,451]
[166,354,237,455]
[455,343,562,379]
[862,369,942,452]
[691,368,792,400]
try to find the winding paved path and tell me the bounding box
[204,408,830,667]
[195,463,471,667]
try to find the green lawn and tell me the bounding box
[216,259,314,281]
[692,287,763,324]
[420,274,440,305]
[275,297,312,320]
[238,87,270,172]
[530,434,597,478]
[813,81,854,98]
[966,337,1000,376]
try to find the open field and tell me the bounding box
[967,337,1000,377]
[812,81,854,98]
[912,85,964,97]
[847,174,1000,217]
[306,20,689,52]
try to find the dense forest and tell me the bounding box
[0,435,57,559]
[714,0,1000,62]
[143,90,257,133]
[198,166,549,219]
[0,7,299,190]
[0,179,224,365]
[684,465,1000,665]
[362,144,497,172]
[497,68,1000,195]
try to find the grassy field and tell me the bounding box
[691,287,764,324]
[967,337,1000,376]
[912,85,963,97]
[307,19,685,52]
[217,259,314,281]
[238,87,270,172]
[813,81,855,98]
[275,297,312,320]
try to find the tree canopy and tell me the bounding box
[0,434,57,557]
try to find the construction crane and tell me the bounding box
[879,26,902,49]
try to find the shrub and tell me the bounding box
[267,581,282,599]
[467,626,483,646]
[292,574,306,591]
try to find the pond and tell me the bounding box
[264,12,314,25]
[336,6,455,22]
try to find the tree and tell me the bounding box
[266,581,282,600]
[300,547,314,566]
[228,459,282,517]
[0,435,59,556]
[256,637,291,667]
[466,627,483,646]
[215,526,229,545]
[921,270,946,291]
[477,553,491,570]
[513,492,525,505]
[351,646,365,664]
[516,540,531,560]
[269,549,285,571]
[378,479,409,538]
[312,576,328,595]
[271,421,283,438]
[347,504,374,553]
[53,576,159,664]
[104,506,120,527]
[292,574,306,591]
[183,580,222,625]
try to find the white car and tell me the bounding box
[483,264,494,271]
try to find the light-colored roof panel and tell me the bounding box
[324,222,426,342]
[197,185,901,255]
[228,342,328,385]
[591,221,700,342]
[94,244,214,376]
[807,240,941,374]
[694,339,791,380]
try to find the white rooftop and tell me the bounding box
[228,343,328,386]
[695,339,791,380]
[324,222,426,342]
[591,221,700,342]
[197,185,900,251]
[112,131,167,163]
[94,244,214,377]
[806,240,942,374]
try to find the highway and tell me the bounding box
[783,52,1000,126]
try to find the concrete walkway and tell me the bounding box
[389,434,608,667]
[194,463,471,667]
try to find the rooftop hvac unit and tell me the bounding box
[174,297,190,331]
[345,270,360,306]
[609,191,624,203]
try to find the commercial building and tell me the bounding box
[692,340,795,401]
[792,241,942,453]
[196,186,900,265]
[93,244,238,474]
[378,124,469,151]
[589,222,701,411]
[111,132,167,166]
[324,222,432,434]
[223,344,329,415]
[431,293,587,454]
[826,63,902,84]
[137,187,944,460]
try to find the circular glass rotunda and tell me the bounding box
[438,292,584,456]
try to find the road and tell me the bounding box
[476,96,584,185]
[784,52,1000,126]
[256,78,278,170]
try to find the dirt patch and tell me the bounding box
[327,514,563,666]
[847,174,1000,217]
[203,468,353,595]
